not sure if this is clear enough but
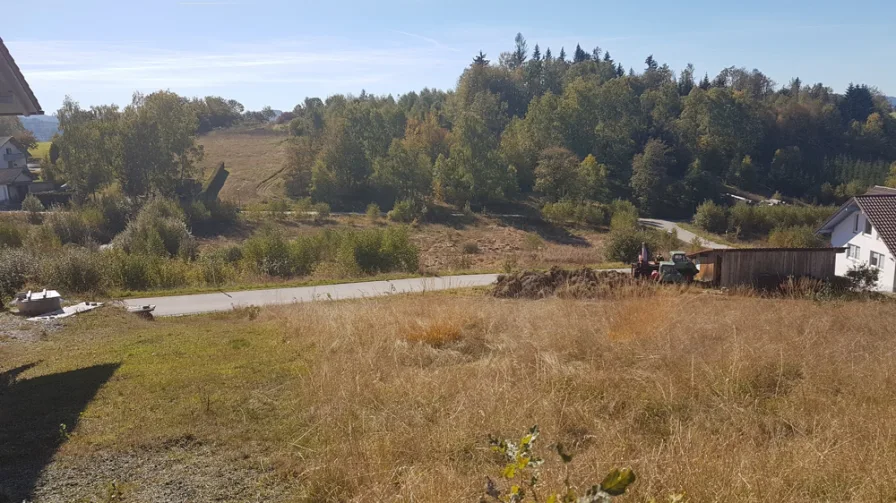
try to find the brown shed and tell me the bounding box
[686,247,845,288]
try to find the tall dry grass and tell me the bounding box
[265,295,896,501]
[6,294,896,501]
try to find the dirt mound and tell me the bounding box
[492,267,635,299]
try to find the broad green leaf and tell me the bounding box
[600,468,636,496]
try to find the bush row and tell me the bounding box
[0,225,420,300]
[541,199,641,228]
[693,201,836,240]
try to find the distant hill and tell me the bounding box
[889,96,896,108]
[19,115,59,142]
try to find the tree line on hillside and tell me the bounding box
[14,33,896,218]
[280,35,896,217]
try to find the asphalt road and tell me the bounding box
[124,274,501,317]
[639,218,731,249]
[123,219,717,317]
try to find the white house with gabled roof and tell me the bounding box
[816,186,896,292]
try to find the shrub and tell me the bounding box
[207,199,239,227]
[728,201,757,237]
[523,234,543,251]
[767,225,826,248]
[388,199,420,223]
[186,199,239,235]
[21,194,44,224]
[153,259,192,289]
[366,203,381,222]
[45,209,96,246]
[603,215,665,263]
[609,199,639,219]
[40,247,106,294]
[289,235,325,276]
[243,229,295,277]
[379,226,419,273]
[541,200,608,227]
[196,253,237,287]
[205,245,243,264]
[0,248,37,306]
[106,250,156,292]
[93,190,134,240]
[0,220,25,248]
[693,200,728,234]
[610,209,639,232]
[114,199,197,259]
[604,226,645,263]
[335,226,419,275]
[23,225,62,252]
[313,202,331,219]
[269,199,291,220]
[846,263,879,291]
[729,202,835,239]
[462,241,480,254]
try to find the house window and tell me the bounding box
[4,148,10,155]
[864,218,873,236]
[854,214,860,233]
[848,244,861,260]
[870,251,885,270]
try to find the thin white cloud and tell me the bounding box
[393,30,460,52]
[7,38,456,91]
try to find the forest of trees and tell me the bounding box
[280,34,896,216]
[11,33,896,217]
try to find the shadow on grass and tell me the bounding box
[496,215,591,247]
[0,363,120,502]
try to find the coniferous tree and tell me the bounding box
[472,51,489,66]
[841,83,875,124]
[558,47,566,62]
[573,44,588,63]
[511,33,528,68]
[532,44,541,61]
[699,73,711,90]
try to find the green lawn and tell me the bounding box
[30,141,51,160]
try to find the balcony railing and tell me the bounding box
[3,153,25,161]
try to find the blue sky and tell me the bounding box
[6,0,896,113]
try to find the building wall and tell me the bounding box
[830,211,896,292]
[719,249,839,287]
[1,141,28,170]
[0,184,8,202]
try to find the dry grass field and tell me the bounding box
[198,213,613,274]
[3,291,896,502]
[197,127,290,204]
